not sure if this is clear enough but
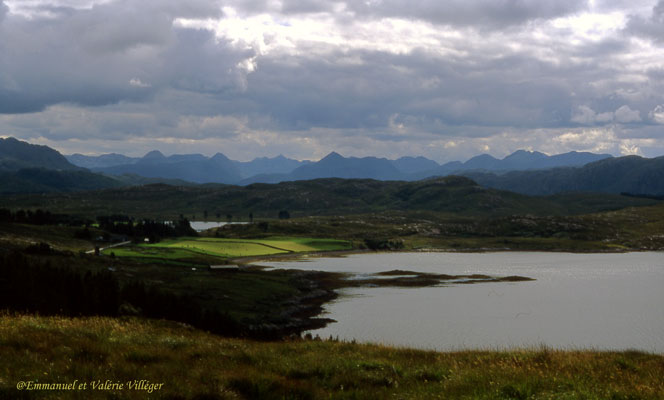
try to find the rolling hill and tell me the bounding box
[0,168,123,194]
[0,137,81,171]
[1,176,658,219]
[464,155,664,196]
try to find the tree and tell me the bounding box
[278,210,290,219]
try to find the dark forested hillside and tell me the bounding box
[464,155,664,196]
[0,168,123,194]
[0,137,81,171]
[1,176,658,219]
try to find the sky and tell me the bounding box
[1,0,663,162]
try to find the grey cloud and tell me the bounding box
[571,105,645,125]
[60,0,223,54]
[614,105,642,123]
[350,0,586,27]
[66,6,174,54]
[0,1,7,21]
[160,29,255,94]
[225,0,334,16]
[224,0,587,28]
[593,0,655,12]
[1,0,662,161]
[627,0,664,43]
[570,38,631,59]
[235,49,576,135]
[280,0,336,14]
[231,32,659,140]
[0,0,247,114]
[15,0,224,20]
[647,67,664,80]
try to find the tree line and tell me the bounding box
[0,250,247,337]
[0,208,90,226]
[0,209,198,243]
[96,215,197,242]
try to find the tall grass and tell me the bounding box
[1,314,662,399]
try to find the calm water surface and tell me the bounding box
[260,252,664,352]
[189,221,248,232]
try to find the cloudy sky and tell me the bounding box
[1,0,663,162]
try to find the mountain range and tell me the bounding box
[0,137,662,197]
[69,151,312,183]
[66,147,613,185]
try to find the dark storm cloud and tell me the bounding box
[161,29,255,95]
[1,0,663,159]
[0,0,247,114]
[237,47,583,134]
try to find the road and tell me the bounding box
[85,240,131,254]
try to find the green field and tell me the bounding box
[103,236,352,260]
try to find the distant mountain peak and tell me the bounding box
[468,153,498,161]
[506,149,546,157]
[321,151,344,161]
[503,150,547,161]
[211,152,231,161]
[142,150,165,159]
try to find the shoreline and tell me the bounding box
[233,246,661,267]
[230,248,371,265]
[236,248,662,340]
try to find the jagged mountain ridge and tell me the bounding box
[68,148,613,184]
[0,137,662,196]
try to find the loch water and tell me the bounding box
[260,252,664,352]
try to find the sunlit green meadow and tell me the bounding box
[103,237,352,260]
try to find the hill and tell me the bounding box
[1,176,658,219]
[0,137,81,171]
[290,152,404,181]
[0,168,123,194]
[236,154,311,177]
[464,155,664,196]
[464,150,610,171]
[66,153,139,169]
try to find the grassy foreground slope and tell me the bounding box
[1,315,662,400]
